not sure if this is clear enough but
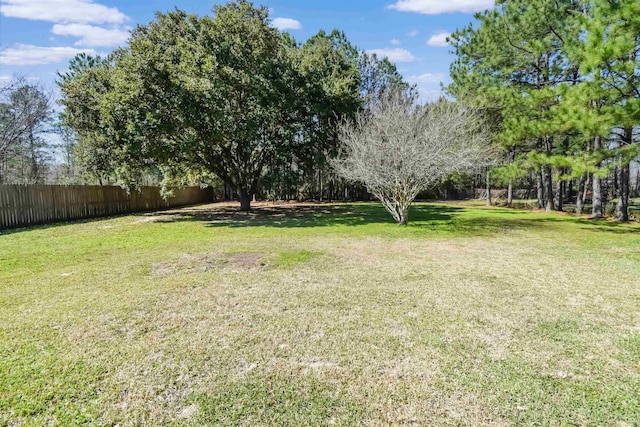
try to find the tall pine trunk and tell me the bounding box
[591,135,603,218]
[555,175,563,211]
[616,127,632,222]
[575,174,587,214]
[507,179,513,206]
[592,177,603,218]
[616,164,630,222]
[543,137,554,212]
[536,169,544,209]
[543,164,553,212]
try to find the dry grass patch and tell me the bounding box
[1,201,638,426]
[150,252,267,275]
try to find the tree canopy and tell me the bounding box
[448,0,639,220]
[58,0,412,210]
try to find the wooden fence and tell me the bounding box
[0,185,213,229]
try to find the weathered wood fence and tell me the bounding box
[0,185,213,229]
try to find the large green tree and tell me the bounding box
[59,1,385,209]
[449,0,583,212]
[58,54,123,185]
[559,0,640,220]
[449,0,639,220]
[60,1,303,210]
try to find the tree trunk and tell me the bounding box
[616,126,632,222]
[592,176,603,218]
[575,174,587,215]
[379,196,410,225]
[536,169,544,209]
[238,187,252,212]
[507,179,513,206]
[543,164,553,212]
[616,163,630,222]
[591,135,603,218]
[555,176,563,211]
[223,182,232,201]
[398,206,409,225]
[329,179,334,201]
[543,137,554,212]
[485,168,492,206]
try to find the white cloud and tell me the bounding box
[427,32,451,47]
[388,0,494,15]
[52,24,129,47]
[366,48,415,63]
[271,17,302,30]
[0,44,97,65]
[407,72,446,84]
[0,0,127,24]
[407,30,419,37]
[390,39,401,46]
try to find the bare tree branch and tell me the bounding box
[331,91,495,225]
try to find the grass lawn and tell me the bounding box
[1,201,639,426]
[499,197,640,218]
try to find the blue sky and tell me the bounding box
[0,0,493,100]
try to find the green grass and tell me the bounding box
[507,197,640,218]
[1,201,639,426]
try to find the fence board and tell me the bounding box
[0,185,213,230]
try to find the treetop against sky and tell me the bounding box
[0,0,494,100]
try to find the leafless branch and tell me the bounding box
[331,91,495,224]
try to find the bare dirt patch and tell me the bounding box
[150,252,266,276]
[131,215,177,225]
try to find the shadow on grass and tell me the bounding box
[2,201,638,236]
[0,216,119,236]
[159,203,455,229]
[147,202,640,236]
[575,219,640,235]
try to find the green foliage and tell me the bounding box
[59,2,402,207]
[449,0,639,216]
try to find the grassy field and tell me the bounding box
[1,201,639,426]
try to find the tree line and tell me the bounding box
[448,0,639,221]
[0,75,89,186]
[0,77,53,185]
[5,0,638,220]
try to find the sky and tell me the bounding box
[0,0,494,101]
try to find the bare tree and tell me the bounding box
[332,91,494,225]
[0,77,53,183]
[0,76,28,172]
